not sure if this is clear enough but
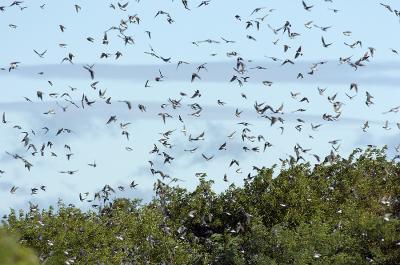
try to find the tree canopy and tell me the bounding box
[2,147,400,264]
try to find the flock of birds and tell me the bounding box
[1,0,400,209]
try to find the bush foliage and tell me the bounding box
[0,228,39,265]
[2,148,400,264]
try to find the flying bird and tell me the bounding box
[302,1,313,11]
[83,64,95,79]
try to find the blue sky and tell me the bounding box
[1,0,400,214]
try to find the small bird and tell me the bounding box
[33,49,47,58]
[302,1,313,11]
[321,36,332,48]
[130,180,138,189]
[106,115,117,124]
[10,186,18,194]
[219,142,227,150]
[83,64,95,79]
[74,4,81,13]
[2,112,8,124]
[118,1,129,11]
[59,170,79,175]
[191,73,201,82]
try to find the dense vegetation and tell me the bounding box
[0,229,39,265]
[1,148,400,264]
